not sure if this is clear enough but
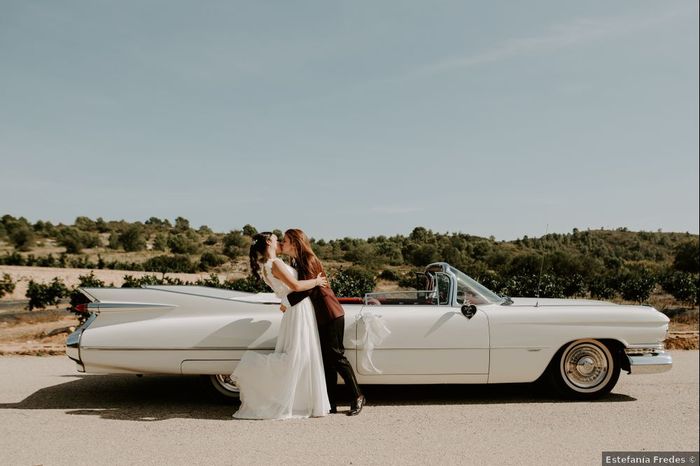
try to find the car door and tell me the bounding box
[354,303,489,376]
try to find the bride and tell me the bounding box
[232,232,331,419]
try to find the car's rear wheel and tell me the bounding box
[204,374,240,401]
[547,339,621,400]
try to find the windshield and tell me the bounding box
[449,266,502,305]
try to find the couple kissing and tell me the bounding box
[231,229,365,420]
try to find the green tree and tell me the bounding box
[329,267,376,297]
[58,228,86,253]
[619,268,657,303]
[142,254,196,273]
[152,233,168,251]
[673,240,699,273]
[0,273,15,298]
[9,225,35,251]
[174,217,191,232]
[74,216,96,231]
[167,232,201,254]
[222,231,248,259]
[661,271,699,305]
[199,251,227,271]
[118,225,146,252]
[344,243,381,268]
[242,224,258,237]
[26,278,69,310]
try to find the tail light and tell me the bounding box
[74,303,89,313]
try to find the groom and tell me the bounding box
[280,229,365,416]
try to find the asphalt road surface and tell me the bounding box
[0,352,697,466]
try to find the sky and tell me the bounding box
[1,1,698,240]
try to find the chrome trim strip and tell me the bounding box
[93,302,176,312]
[627,351,673,374]
[80,346,274,351]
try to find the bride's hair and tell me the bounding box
[249,232,274,281]
[284,229,325,280]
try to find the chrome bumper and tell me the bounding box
[626,350,673,374]
[65,314,97,372]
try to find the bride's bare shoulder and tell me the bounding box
[270,258,289,273]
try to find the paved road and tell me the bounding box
[0,352,697,466]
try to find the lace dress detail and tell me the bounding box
[232,259,330,419]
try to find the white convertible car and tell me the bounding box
[66,262,672,400]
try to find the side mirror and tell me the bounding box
[461,304,477,319]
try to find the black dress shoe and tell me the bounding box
[329,406,337,414]
[347,395,365,416]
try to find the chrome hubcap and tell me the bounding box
[563,343,610,389]
[577,356,596,376]
[214,374,240,393]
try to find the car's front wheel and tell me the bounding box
[204,374,240,401]
[547,339,621,400]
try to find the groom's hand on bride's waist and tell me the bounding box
[280,304,287,313]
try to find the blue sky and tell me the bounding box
[1,1,698,240]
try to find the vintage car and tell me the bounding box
[66,262,672,400]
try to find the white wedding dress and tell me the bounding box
[232,258,330,420]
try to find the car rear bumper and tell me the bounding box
[66,314,97,372]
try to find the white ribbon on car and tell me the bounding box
[352,310,391,374]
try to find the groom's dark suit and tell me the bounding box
[286,285,363,411]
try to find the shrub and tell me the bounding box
[152,233,168,251]
[203,235,218,246]
[9,225,35,251]
[199,252,227,271]
[588,276,618,300]
[194,274,225,288]
[0,251,25,265]
[329,267,376,297]
[499,273,565,298]
[173,216,191,232]
[398,270,423,289]
[673,240,700,274]
[378,269,400,281]
[167,232,201,254]
[58,227,100,253]
[36,254,58,267]
[69,272,106,323]
[225,276,271,293]
[660,271,699,305]
[403,243,439,267]
[118,225,146,252]
[26,278,69,310]
[142,254,196,273]
[121,274,186,288]
[69,256,97,269]
[0,273,16,298]
[619,269,657,303]
[344,243,382,268]
[222,231,248,259]
[242,224,258,237]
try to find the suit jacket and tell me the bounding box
[287,286,344,327]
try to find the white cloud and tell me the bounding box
[412,6,693,77]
